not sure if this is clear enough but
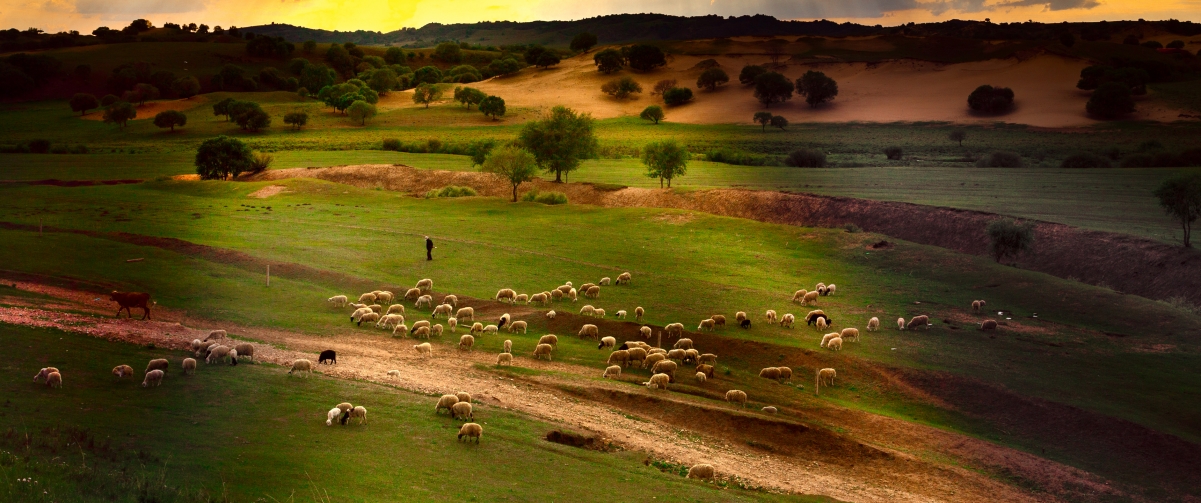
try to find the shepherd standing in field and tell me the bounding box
[426,236,435,260]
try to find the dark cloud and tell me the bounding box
[993,0,1101,11]
[73,0,207,15]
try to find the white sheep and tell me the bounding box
[694,372,707,383]
[687,464,715,480]
[515,294,529,304]
[972,299,986,312]
[483,324,498,335]
[816,317,829,331]
[458,423,482,443]
[816,368,836,395]
[503,339,512,353]
[377,314,405,330]
[456,306,474,321]
[766,309,778,324]
[496,353,513,366]
[387,370,401,377]
[820,333,838,347]
[46,371,62,388]
[112,365,134,378]
[568,288,578,302]
[448,317,458,332]
[762,406,778,414]
[538,334,558,346]
[615,310,627,319]
[206,346,230,364]
[697,318,715,332]
[357,312,380,326]
[533,343,553,361]
[640,326,652,339]
[470,322,484,336]
[780,313,795,328]
[431,324,445,337]
[645,373,670,390]
[414,343,432,357]
[392,323,409,337]
[643,353,666,369]
[711,315,726,328]
[599,277,611,286]
[141,369,164,387]
[792,289,808,303]
[376,291,394,304]
[415,295,433,309]
[457,391,471,405]
[981,319,998,331]
[673,338,693,350]
[551,289,564,302]
[664,323,684,338]
[350,307,373,323]
[442,294,458,307]
[598,336,616,349]
[667,349,687,361]
[634,306,644,321]
[530,292,548,305]
[802,291,819,306]
[411,320,431,331]
[412,326,431,339]
[326,407,343,426]
[367,304,383,313]
[735,311,747,323]
[867,317,880,331]
[495,288,517,303]
[603,365,622,378]
[897,317,906,330]
[585,285,600,299]
[579,304,596,316]
[204,330,227,342]
[452,402,474,421]
[508,320,528,334]
[840,328,859,342]
[578,324,599,340]
[435,395,459,415]
[182,358,197,375]
[416,278,433,292]
[594,308,606,318]
[289,359,313,376]
[459,334,476,351]
[777,366,792,381]
[698,353,717,365]
[827,337,843,351]
[432,303,453,318]
[357,292,377,304]
[617,272,632,285]
[725,390,747,407]
[906,315,930,330]
[327,295,348,307]
[546,310,556,319]
[404,288,421,301]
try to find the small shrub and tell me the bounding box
[1060,153,1112,169]
[976,151,1023,168]
[382,138,401,151]
[425,186,477,198]
[249,153,274,173]
[662,87,693,106]
[28,139,51,154]
[426,138,443,153]
[521,189,568,205]
[884,146,903,160]
[785,149,826,168]
[704,149,778,166]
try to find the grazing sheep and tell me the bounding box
[41,370,62,388]
[546,310,557,319]
[617,272,632,285]
[805,310,828,326]
[456,391,471,404]
[377,314,405,330]
[388,370,400,377]
[412,326,431,339]
[551,289,564,301]
[483,325,499,335]
[435,395,459,414]
[451,402,474,421]
[327,295,349,307]
[906,315,930,330]
[972,300,986,313]
[594,308,606,318]
[735,311,747,323]
[627,348,648,367]
[897,317,906,330]
[802,291,819,306]
[697,364,715,378]
[392,323,410,337]
[404,288,421,301]
[639,326,653,339]
[981,319,998,331]
[538,334,559,346]
[826,284,836,296]
[458,423,483,443]
[759,367,782,380]
[448,317,458,332]
[598,336,616,349]
[725,390,747,407]
[459,334,476,351]
[367,304,383,313]
[358,312,381,326]
[840,328,860,342]
[664,323,685,338]
[326,407,343,426]
[867,317,880,332]
[190,339,204,353]
[141,369,163,387]
[319,350,337,365]
[496,353,513,366]
[558,284,573,294]
[376,291,394,304]
[635,306,644,322]
[415,295,434,309]
[289,359,313,376]
[698,354,717,366]
[346,406,367,425]
[827,337,843,351]
[350,307,373,323]
[697,318,716,332]
[667,349,687,361]
[792,289,808,303]
[608,350,631,367]
[603,365,622,378]
[182,359,197,375]
[683,349,700,365]
[503,339,512,354]
[204,330,227,342]
[336,403,353,413]
[414,343,432,357]
[585,286,600,299]
[694,372,707,383]
[815,283,826,295]
[470,322,484,336]
[111,365,134,378]
[358,293,377,304]
[515,294,529,304]
[707,315,726,329]
[578,324,599,340]
[568,288,578,302]
[441,294,458,307]
[533,343,554,361]
[386,304,406,315]
[349,303,367,310]
[816,317,828,331]
[579,304,596,316]
[673,338,693,350]
[762,406,778,414]
[530,293,549,305]
[507,321,528,334]
[687,464,715,480]
[821,333,839,348]
[781,313,796,328]
[740,319,752,329]
[777,367,793,381]
[615,310,627,319]
[495,288,517,303]
[456,307,475,321]
[432,324,446,337]
[146,358,169,374]
[643,353,666,369]
[580,283,596,292]
[766,310,778,324]
[646,373,671,390]
[432,303,453,318]
[816,368,836,395]
[414,278,433,292]
[652,360,678,381]
[599,277,611,286]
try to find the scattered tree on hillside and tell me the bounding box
[797,70,838,108]
[102,101,136,128]
[385,47,406,65]
[753,72,793,108]
[412,66,443,86]
[523,46,547,65]
[412,83,443,108]
[479,95,506,120]
[454,86,487,109]
[738,64,767,85]
[625,44,667,72]
[640,105,665,124]
[124,83,159,106]
[482,145,539,202]
[69,93,99,116]
[696,67,729,91]
[535,52,562,68]
[949,129,966,147]
[986,218,1035,263]
[487,58,523,77]
[601,76,642,99]
[433,42,462,64]
[347,100,376,126]
[662,87,693,106]
[283,111,308,130]
[1153,173,1201,248]
[518,106,597,183]
[1077,65,1148,95]
[213,97,236,121]
[571,32,598,53]
[172,76,201,98]
[753,111,774,131]
[967,85,1014,114]
[324,44,355,77]
[770,115,788,130]
[300,64,336,93]
[367,68,398,93]
[642,140,689,188]
[302,40,317,54]
[1086,82,1135,119]
[195,135,253,180]
[651,79,677,96]
[593,48,624,74]
[153,110,187,131]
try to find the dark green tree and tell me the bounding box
[482,145,538,201]
[770,115,789,130]
[641,140,689,188]
[535,52,561,68]
[593,48,624,74]
[103,101,137,128]
[412,83,443,108]
[1087,82,1135,119]
[454,86,487,109]
[696,67,729,91]
[662,87,693,106]
[986,219,1035,263]
[153,110,187,131]
[479,95,506,120]
[172,76,201,98]
[753,111,773,131]
[433,42,462,63]
[518,106,597,182]
[195,135,253,180]
[347,100,376,125]
[1153,173,1201,248]
[384,47,406,64]
[738,65,766,85]
[625,44,666,72]
[570,32,598,53]
[640,105,665,124]
[601,76,642,99]
[213,97,236,121]
[283,111,308,130]
[967,85,1014,114]
[69,93,99,116]
[753,72,793,108]
[797,70,839,108]
[412,66,443,85]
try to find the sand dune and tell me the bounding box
[471,52,1183,127]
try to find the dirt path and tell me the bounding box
[2,279,1125,503]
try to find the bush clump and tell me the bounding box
[976,151,1024,168]
[785,149,827,168]
[425,186,478,198]
[28,139,51,154]
[884,146,903,160]
[704,149,779,166]
[1060,153,1112,169]
[382,138,401,151]
[967,85,1015,114]
[521,189,568,205]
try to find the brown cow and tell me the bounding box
[110,291,152,319]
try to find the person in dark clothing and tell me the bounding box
[425,236,434,260]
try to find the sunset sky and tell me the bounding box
[4,0,1200,34]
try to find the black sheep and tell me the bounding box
[339,409,351,425]
[318,350,337,365]
[617,342,629,351]
[740,319,752,329]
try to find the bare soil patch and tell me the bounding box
[247,185,289,198]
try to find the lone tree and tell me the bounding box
[454,86,487,109]
[986,219,1035,263]
[412,83,443,108]
[601,76,642,99]
[797,70,838,108]
[1087,82,1135,119]
[283,111,308,130]
[153,110,187,131]
[195,135,253,180]
[518,106,597,183]
[754,72,794,108]
[479,95,506,120]
[949,128,966,147]
[535,52,561,68]
[642,140,689,188]
[1153,173,1201,247]
[739,65,767,85]
[967,85,1015,114]
[172,76,201,98]
[662,87,693,106]
[640,105,665,124]
[347,100,376,125]
[753,111,774,131]
[770,115,789,130]
[696,67,729,91]
[593,48,624,74]
[103,101,137,128]
[482,145,539,202]
[69,93,99,116]
[570,32,598,53]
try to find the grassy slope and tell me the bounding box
[1,324,818,503]
[0,178,1198,458]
